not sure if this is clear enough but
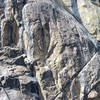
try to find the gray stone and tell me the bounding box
[0,0,100,100]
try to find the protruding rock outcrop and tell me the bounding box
[22,0,100,99]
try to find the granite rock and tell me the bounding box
[0,0,100,100]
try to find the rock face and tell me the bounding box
[0,0,26,48]
[57,0,100,41]
[0,47,40,100]
[77,0,100,41]
[0,0,100,100]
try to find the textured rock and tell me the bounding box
[0,0,100,100]
[0,0,5,46]
[58,0,100,41]
[77,0,100,41]
[1,0,26,48]
[69,52,100,100]
[0,47,40,100]
[21,0,99,99]
[56,0,81,22]
[88,90,98,99]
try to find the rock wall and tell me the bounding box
[0,0,26,48]
[0,0,100,100]
[57,0,100,41]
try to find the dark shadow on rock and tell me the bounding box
[70,0,82,23]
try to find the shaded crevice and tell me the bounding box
[1,19,19,47]
[70,0,82,23]
[3,77,20,90]
[39,17,50,54]
[25,63,44,100]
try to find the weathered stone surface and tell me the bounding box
[77,0,100,41]
[68,52,100,100]
[88,90,98,99]
[0,0,26,48]
[0,47,40,100]
[58,0,100,41]
[0,0,5,46]
[56,0,81,22]
[0,0,100,100]
[21,0,100,100]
